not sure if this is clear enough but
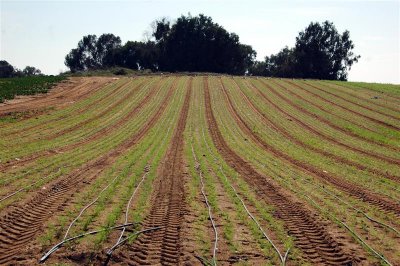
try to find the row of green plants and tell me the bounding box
[184,78,301,265]
[224,77,400,201]
[208,77,396,264]
[0,78,174,211]
[39,77,186,258]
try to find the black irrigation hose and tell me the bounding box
[300,177,400,236]
[104,91,177,261]
[39,223,137,263]
[304,194,393,266]
[106,226,164,255]
[201,128,290,265]
[63,172,121,239]
[190,142,218,265]
[0,168,61,203]
[280,176,393,266]
[107,171,149,254]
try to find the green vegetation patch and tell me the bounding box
[0,75,66,103]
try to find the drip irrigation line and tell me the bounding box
[212,86,398,262]
[105,97,176,260]
[303,193,393,266]
[276,173,393,265]
[64,172,122,239]
[39,223,137,263]
[190,142,218,265]
[107,170,149,254]
[106,226,164,255]
[201,128,290,265]
[0,168,61,203]
[300,177,400,236]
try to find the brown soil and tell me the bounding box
[271,80,400,151]
[4,78,129,136]
[204,77,367,265]
[0,78,167,173]
[220,78,400,216]
[313,81,400,113]
[257,79,400,162]
[113,78,192,265]
[0,77,113,117]
[284,80,400,131]
[303,81,400,121]
[0,78,177,265]
[233,79,400,183]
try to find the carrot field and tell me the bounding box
[0,75,399,265]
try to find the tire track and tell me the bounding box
[233,79,400,182]
[204,77,362,265]
[126,78,192,265]
[0,78,167,173]
[255,79,400,162]
[220,78,400,216]
[303,81,400,120]
[0,78,178,265]
[284,80,400,131]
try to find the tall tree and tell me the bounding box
[0,60,14,78]
[23,66,42,76]
[293,21,360,80]
[156,14,256,74]
[65,34,121,72]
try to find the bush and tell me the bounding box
[113,68,128,75]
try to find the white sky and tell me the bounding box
[1,0,399,83]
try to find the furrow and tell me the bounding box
[255,79,400,163]
[0,78,164,173]
[127,78,192,265]
[204,76,362,265]
[0,78,177,264]
[303,81,400,121]
[221,78,400,216]
[233,79,400,182]
[284,80,400,131]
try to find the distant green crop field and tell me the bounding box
[0,76,66,103]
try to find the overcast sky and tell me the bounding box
[1,0,399,83]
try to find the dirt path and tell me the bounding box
[221,78,400,216]
[204,77,366,265]
[0,78,177,265]
[121,78,192,265]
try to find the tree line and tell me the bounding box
[64,14,360,80]
[0,61,42,78]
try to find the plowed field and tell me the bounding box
[0,75,399,265]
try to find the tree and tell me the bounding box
[96,33,121,67]
[266,46,296,77]
[0,60,14,78]
[65,33,121,71]
[293,21,360,80]
[23,66,42,76]
[116,41,159,71]
[156,14,256,74]
[65,48,84,72]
